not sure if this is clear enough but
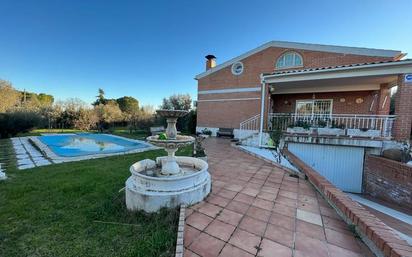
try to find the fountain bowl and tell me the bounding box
[156,109,189,118]
[125,157,211,212]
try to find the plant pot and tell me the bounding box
[286,127,310,134]
[317,128,345,136]
[347,129,381,138]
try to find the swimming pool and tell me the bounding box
[38,134,152,157]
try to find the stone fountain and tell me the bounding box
[125,110,211,212]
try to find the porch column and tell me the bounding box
[393,74,412,141]
[258,79,266,147]
[377,83,390,115]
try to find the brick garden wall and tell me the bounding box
[363,154,412,210]
[283,149,412,257]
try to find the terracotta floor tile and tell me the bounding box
[239,216,267,236]
[278,190,298,200]
[241,187,260,197]
[218,189,238,200]
[225,200,250,214]
[205,219,236,242]
[294,233,329,257]
[327,243,363,257]
[218,244,254,257]
[246,206,271,222]
[185,225,201,247]
[198,202,223,218]
[259,238,293,257]
[225,183,244,192]
[217,208,243,226]
[298,202,320,213]
[233,193,255,205]
[228,228,261,255]
[257,191,277,201]
[323,216,352,235]
[185,249,201,257]
[268,212,295,231]
[275,195,297,208]
[264,223,294,248]
[261,186,279,194]
[325,228,361,253]
[186,212,214,231]
[189,232,225,257]
[207,195,231,208]
[273,203,296,217]
[296,220,325,241]
[252,198,274,211]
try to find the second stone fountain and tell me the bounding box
[125,109,211,212]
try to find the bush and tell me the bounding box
[0,110,46,138]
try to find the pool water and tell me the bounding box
[39,134,150,157]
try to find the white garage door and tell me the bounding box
[288,143,364,193]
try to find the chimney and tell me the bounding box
[205,55,216,70]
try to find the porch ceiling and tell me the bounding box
[269,75,398,94]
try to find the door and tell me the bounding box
[288,143,364,193]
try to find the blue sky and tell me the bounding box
[0,0,411,107]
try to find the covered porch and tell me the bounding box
[239,60,412,146]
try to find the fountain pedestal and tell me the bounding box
[125,109,211,212]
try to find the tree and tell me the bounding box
[0,80,20,112]
[94,102,123,131]
[93,88,107,106]
[116,96,139,114]
[74,108,98,131]
[161,94,192,111]
[37,93,54,107]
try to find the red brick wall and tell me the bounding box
[271,91,383,115]
[393,74,412,140]
[197,46,394,128]
[363,154,412,210]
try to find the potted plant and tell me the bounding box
[286,120,311,134]
[347,127,381,138]
[201,128,212,138]
[317,121,345,136]
[193,136,207,162]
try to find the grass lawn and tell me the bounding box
[0,138,193,257]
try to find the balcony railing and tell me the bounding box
[268,113,396,138]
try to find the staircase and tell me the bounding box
[239,114,268,147]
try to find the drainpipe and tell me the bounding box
[258,75,265,148]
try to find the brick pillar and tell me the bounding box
[377,83,390,115]
[393,74,412,140]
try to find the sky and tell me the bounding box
[0,0,411,107]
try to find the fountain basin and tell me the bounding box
[125,156,211,212]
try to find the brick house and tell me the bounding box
[195,41,412,142]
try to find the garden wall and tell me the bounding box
[283,149,412,257]
[363,154,412,210]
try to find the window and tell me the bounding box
[295,99,332,119]
[276,52,303,69]
[231,62,244,75]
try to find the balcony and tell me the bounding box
[268,113,396,138]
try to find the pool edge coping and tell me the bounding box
[30,134,161,163]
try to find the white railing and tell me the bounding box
[268,113,396,138]
[239,114,260,139]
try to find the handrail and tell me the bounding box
[267,113,396,138]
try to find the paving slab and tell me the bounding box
[185,138,373,257]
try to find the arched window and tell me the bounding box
[276,52,303,69]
